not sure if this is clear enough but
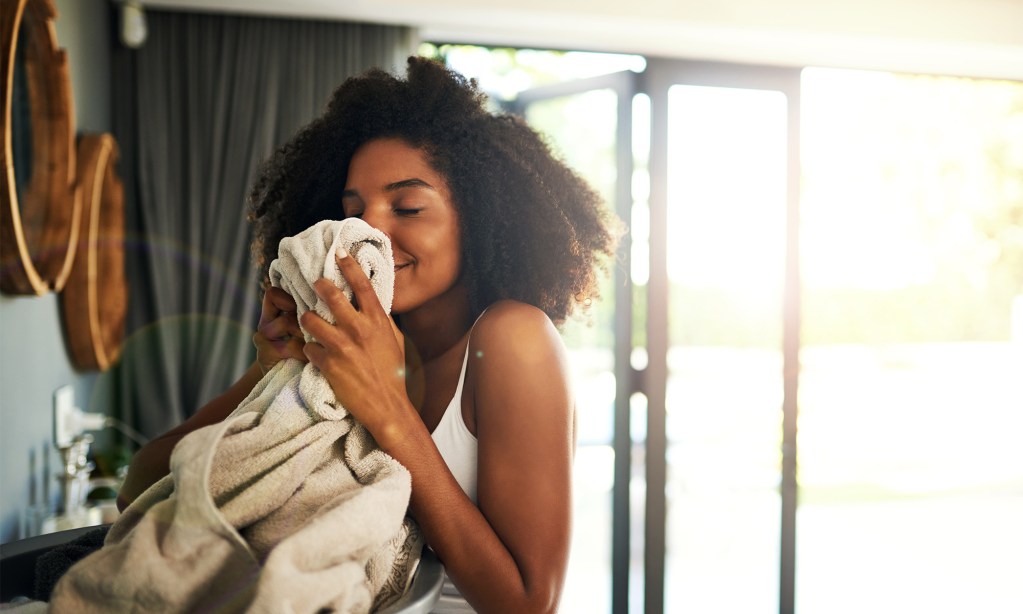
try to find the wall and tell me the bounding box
[0,0,112,544]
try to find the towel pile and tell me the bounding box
[50,219,422,613]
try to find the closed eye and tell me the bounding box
[340,190,362,218]
[395,208,423,216]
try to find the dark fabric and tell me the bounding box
[33,525,110,601]
[109,9,418,439]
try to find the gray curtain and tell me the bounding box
[110,9,418,439]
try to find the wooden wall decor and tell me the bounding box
[1,0,80,295]
[60,134,126,370]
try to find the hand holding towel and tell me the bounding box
[270,218,395,342]
[51,219,421,614]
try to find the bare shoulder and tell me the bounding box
[468,300,573,443]
[469,300,565,366]
[467,300,571,416]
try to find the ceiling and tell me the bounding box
[136,0,1023,80]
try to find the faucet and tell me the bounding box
[39,435,103,534]
[58,435,95,515]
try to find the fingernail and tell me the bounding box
[337,248,349,260]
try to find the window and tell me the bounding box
[797,68,1023,613]
[426,44,1023,613]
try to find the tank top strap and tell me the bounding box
[430,308,487,503]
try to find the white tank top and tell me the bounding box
[428,323,481,613]
[429,336,478,503]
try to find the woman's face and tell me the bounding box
[341,138,463,316]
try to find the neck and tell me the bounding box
[398,284,474,364]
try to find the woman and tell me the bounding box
[119,56,618,613]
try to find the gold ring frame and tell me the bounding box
[60,134,127,370]
[1,0,80,295]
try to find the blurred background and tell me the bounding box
[2,1,1020,612]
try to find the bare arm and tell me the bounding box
[395,304,574,613]
[303,257,573,614]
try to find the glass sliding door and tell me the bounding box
[664,83,787,612]
[643,60,802,614]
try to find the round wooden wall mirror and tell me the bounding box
[61,134,126,370]
[1,0,80,295]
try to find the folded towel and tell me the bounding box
[50,219,421,613]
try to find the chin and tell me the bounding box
[389,297,413,316]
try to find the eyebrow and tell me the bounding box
[341,178,436,199]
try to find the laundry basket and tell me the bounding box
[0,527,443,612]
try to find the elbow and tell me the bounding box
[518,564,567,613]
[525,601,560,614]
[480,599,559,614]
[534,593,562,614]
[474,583,562,614]
[518,598,561,614]
[515,584,563,614]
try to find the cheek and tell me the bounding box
[442,231,462,279]
[422,241,460,289]
[423,221,461,273]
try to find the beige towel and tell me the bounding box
[269,218,394,340]
[50,219,422,613]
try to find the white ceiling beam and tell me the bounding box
[137,0,1023,80]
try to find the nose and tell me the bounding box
[359,206,392,240]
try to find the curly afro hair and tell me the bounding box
[249,56,619,325]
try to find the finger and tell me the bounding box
[259,287,298,327]
[302,341,328,368]
[258,288,280,328]
[261,312,301,341]
[389,316,404,344]
[335,250,382,315]
[281,337,308,362]
[253,330,291,356]
[252,334,283,375]
[266,286,298,312]
[313,278,357,322]
[300,310,340,345]
[252,331,267,353]
[390,317,405,360]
